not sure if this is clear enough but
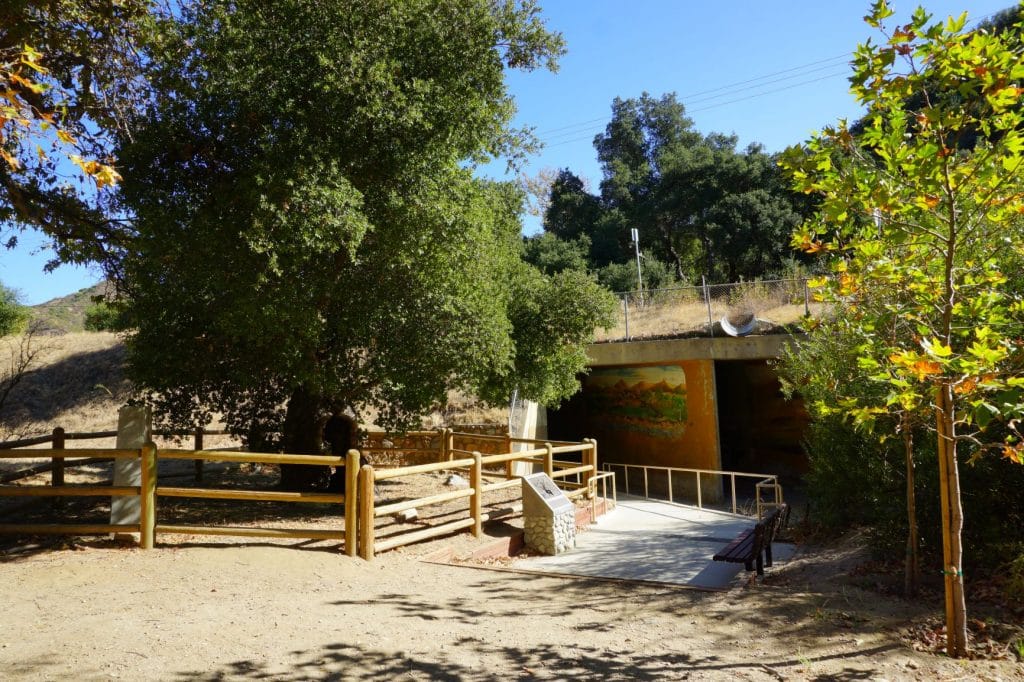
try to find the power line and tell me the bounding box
[541,69,850,149]
[533,8,1005,150]
[534,53,853,141]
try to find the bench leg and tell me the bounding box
[756,552,764,576]
[765,542,773,568]
[744,559,753,572]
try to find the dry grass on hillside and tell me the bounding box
[594,297,824,341]
[0,332,505,444]
[0,332,131,440]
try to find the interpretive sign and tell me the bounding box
[521,473,576,555]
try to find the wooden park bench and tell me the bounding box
[713,503,789,576]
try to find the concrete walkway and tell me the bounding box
[512,496,795,590]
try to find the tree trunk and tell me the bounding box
[902,411,920,598]
[935,383,968,657]
[279,385,330,491]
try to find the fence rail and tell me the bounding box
[356,436,600,559]
[0,429,612,559]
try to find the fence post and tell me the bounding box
[51,427,65,504]
[194,427,204,482]
[439,428,448,462]
[543,443,554,479]
[503,431,513,480]
[582,438,595,500]
[803,278,811,317]
[702,275,714,336]
[112,405,151,535]
[622,296,630,341]
[446,428,455,462]
[470,451,482,537]
[345,449,359,557]
[139,442,157,549]
[358,464,375,561]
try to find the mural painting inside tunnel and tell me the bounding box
[583,366,688,439]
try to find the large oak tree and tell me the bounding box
[115,0,614,487]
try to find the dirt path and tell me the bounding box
[2,531,1020,681]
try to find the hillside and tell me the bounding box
[0,330,503,442]
[29,281,112,333]
[0,331,131,440]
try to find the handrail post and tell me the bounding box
[358,464,375,560]
[643,467,649,498]
[139,442,157,549]
[470,451,482,537]
[194,427,204,482]
[696,471,702,509]
[731,474,737,515]
[345,450,359,557]
[543,443,554,478]
[667,468,673,504]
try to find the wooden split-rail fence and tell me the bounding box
[0,428,602,560]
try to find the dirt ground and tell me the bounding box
[1,520,1022,681]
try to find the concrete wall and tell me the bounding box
[587,334,794,367]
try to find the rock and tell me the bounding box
[444,473,469,489]
[392,508,418,522]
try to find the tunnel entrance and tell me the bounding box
[714,359,809,482]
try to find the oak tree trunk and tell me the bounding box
[279,385,330,491]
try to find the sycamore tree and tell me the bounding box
[781,1,1024,657]
[115,0,614,488]
[1,1,156,268]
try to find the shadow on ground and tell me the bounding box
[165,639,896,681]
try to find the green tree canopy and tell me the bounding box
[781,1,1024,656]
[542,93,813,283]
[115,0,613,486]
[0,282,28,337]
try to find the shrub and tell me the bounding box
[83,301,124,332]
[0,284,28,337]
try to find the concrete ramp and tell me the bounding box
[512,496,795,590]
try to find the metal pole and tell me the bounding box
[803,278,810,317]
[631,228,644,306]
[622,296,630,341]
[703,275,714,336]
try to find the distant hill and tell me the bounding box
[29,282,112,333]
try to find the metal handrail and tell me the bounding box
[602,462,781,519]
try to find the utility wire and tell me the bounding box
[542,70,849,149]
[535,53,852,140]
[534,8,1004,149]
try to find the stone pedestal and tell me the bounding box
[111,406,152,529]
[522,473,576,555]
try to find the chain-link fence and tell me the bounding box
[596,278,815,342]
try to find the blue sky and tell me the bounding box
[2,0,1013,305]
